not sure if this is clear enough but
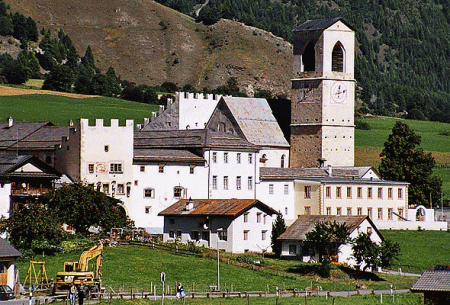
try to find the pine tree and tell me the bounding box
[270,213,286,257]
[378,121,442,207]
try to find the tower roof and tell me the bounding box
[294,17,354,32]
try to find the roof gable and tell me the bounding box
[0,155,61,179]
[277,215,380,241]
[294,17,354,32]
[211,97,289,148]
[0,239,22,258]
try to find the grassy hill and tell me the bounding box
[17,244,417,292]
[3,0,292,97]
[0,86,158,126]
[354,117,450,200]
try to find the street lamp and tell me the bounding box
[217,228,223,291]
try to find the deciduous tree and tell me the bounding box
[0,200,66,252]
[304,221,350,263]
[43,182,131,236]
[352,233,400,272]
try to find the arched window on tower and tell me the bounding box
[302,42,315,72]
[332,42,344,72]
[281,154,286,168]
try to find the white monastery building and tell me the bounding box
[0,18,446,254]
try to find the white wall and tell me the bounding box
[207,150,257,199]
[178,92,222,130]
[258,148,290,168]
[79,119,134,207]
[131,163,209,232]
[230,206,273,253]
[0,183,11,218]
[257,180,295,224]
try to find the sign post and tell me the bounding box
[161,272,166,305]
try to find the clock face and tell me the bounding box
[331,82,347,103]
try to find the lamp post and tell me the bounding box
[217,228,223,291]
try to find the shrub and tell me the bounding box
[355,120,371,130]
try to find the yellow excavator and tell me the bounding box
[53,243,103,295]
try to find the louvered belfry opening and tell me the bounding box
[332,42,344,72]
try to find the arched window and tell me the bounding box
[332,42,344,72]
[260,154,267,163]
[303,42,315,72]
[218,122,226,132]
[281,155,286,168]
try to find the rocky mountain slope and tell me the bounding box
[5,0,292,96]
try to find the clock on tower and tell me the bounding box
[290,18,355,168]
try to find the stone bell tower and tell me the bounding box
[290,18,355,168]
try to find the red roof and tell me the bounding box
[158,198,278,217]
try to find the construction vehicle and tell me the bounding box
[53,243,103,295]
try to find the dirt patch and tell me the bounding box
[0,86,96,98]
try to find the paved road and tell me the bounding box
[0,288,413,304]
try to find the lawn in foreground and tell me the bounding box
[18,245,417,294]
[95,293,423,305]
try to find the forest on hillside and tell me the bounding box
[157,0,450,123]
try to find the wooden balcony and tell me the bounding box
[11,187,51,196]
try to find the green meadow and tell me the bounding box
[17,245,417,293]
[0,93,158,127]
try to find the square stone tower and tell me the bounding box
[290,18,355,168]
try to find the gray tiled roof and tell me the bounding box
[260,167,360,180]
[294,17,354,31]
[134,148,205,164]
[0,121,69,151]
[221,97,289,148]
[260,167,407,185]
[0,238,22,258]
[278,215,370,241]
[411,270,450,292]
[0,155,61,179]
[134,129,258,150]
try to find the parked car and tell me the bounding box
[0,285,14,300]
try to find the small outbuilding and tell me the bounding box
[159,198,278,253]
[411,269,450,305]
[277,215,383,267]
[0,238,22,289]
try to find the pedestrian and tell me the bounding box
[69,282,77,305]
[176,282,185,299]
[78,281,86,305]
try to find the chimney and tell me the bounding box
[327,164,332,177]
[186,197,194,211]
[8,116,13,127]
